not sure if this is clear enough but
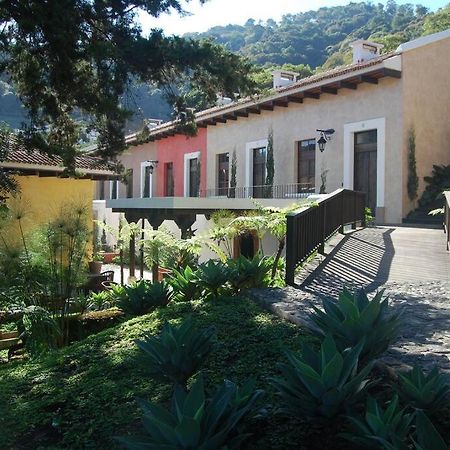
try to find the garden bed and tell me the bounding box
[0,296,321,449]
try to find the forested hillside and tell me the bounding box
[1,1,449,131]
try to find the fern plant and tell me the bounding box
[117,375,264,450]
[271,335,372,419]
[310,288,401,362]
[135,318,216,388]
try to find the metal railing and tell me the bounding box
[285,188,366,285]
[202,183,314,199]
[445,191,450,251]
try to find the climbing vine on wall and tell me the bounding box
[407,127,419,201]
[265,128,274,197]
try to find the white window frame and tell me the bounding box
[183,151,201,197]
[343,117,386,208]
[109,180,120,200]
[245,139,268,196]
[140,161,153,198]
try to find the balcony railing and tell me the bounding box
[202,183,314,199]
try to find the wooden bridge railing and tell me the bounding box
[444,191,450,251]
[285,189,366,286]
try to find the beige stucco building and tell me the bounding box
[100,29,450,239]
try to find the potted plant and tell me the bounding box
[88,253,103,274]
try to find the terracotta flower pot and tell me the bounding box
[88,261,103,274]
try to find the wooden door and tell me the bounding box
[189,158,199,197]
[165,162,174,197]
[354,130,377,215]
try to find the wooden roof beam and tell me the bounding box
[361,75,378,84]
[382,68,402,79]
[215,117,227,123]
[320,86,338,95]
[260,102,274,111]
[235,110,249,117]
[303,91,320,99]
[197,122,207,128]
[223,113,238,120]
[247,106,261,114]
[287,95,303,103]
[338,81,357,90]
[273,99,289,107]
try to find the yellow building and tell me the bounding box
[0,143,118,244]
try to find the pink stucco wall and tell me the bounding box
[156,129,207,197]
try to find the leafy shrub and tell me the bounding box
[118,280,172,315]
[168,265,200,302]
[196,260,232,298]
[135,317,216,388]
[310,288,401,362]
[342,395,413,449]
[21,306,61,355]
[227,253,272,293]
[419,164,450,208]
[88,291,112,311]
[414,410,449,450]
[117,375,264,449]
[271,335,372,419]
[107,283,128,305]
[397,366,450,413]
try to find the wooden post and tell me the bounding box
[140,219,145,279]
[129,235,136,280]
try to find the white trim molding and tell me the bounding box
[245,138,268,189]
[183,151,201,197]
[343,117,386,208]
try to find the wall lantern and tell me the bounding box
[316,128,335,152]
[145,160,159,174]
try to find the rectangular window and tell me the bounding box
[110,180,119,200]
[217,153,229,196]
[253,147,267,198]
[98,181,105,200]
[189,158,200,197]
[126,169,133,198]
[165,162,174,197]
[298,139,316,190]
[141,164,152,198]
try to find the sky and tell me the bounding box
[138,0,448,35]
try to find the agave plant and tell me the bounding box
[136,318,216,388]
[397,366,450,412]
[342,395,413,449]
[168,265,200,302]
[414,410,450,450]
[196,260,231,298]
[271,335,372,419]
[227,253,272,293]
[310,288,401,362]
[117,375,264,450]
[119,280,172,315]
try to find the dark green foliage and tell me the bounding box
[0,125,19,202]
[419,165,450,208]
[397,366,450,412]
[228,254,272,293]
[118,375,264,450]
[414,410,449,450]
[119,280,172,315]
[0,297,310,449]
[0,1,256,170]
[310,288,401,362]
[135,318,216,388]
[271,335,372,419]
[342,395,413,449]
[168,265,200,302]
[196,260,232,298]
[407,128,419,201]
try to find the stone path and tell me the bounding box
[250,226,450,375]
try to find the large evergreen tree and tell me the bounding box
[0,1,256,172]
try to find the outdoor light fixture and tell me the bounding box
[145,160,159,174]
[316,128,335,152]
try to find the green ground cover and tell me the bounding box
[0,296,320,449]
